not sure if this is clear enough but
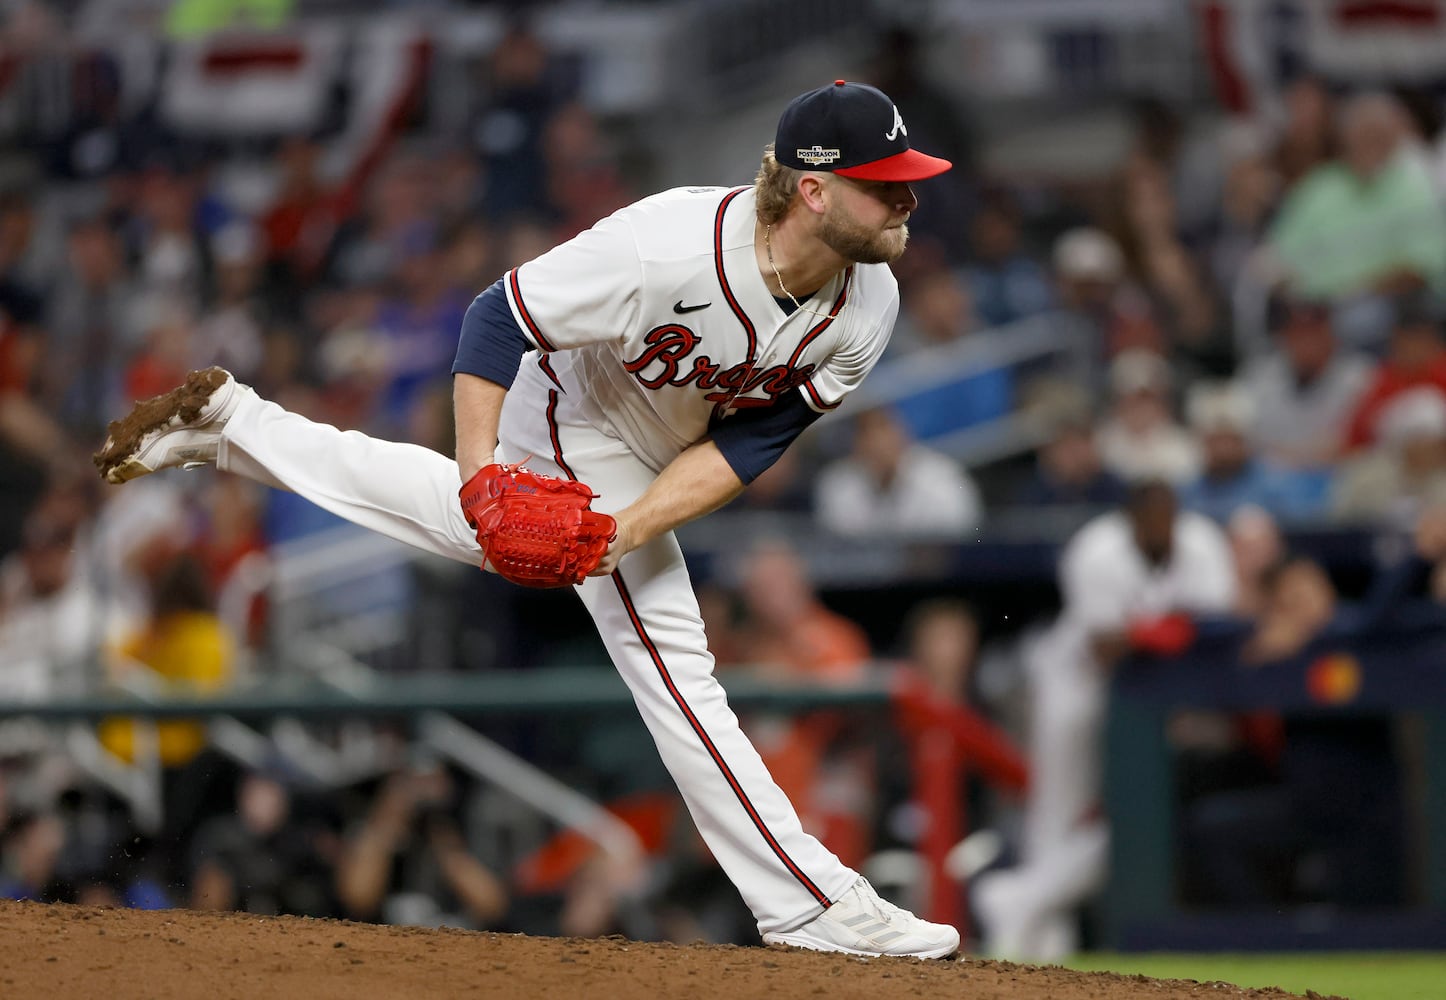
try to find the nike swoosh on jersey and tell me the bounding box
[673,300,711,314]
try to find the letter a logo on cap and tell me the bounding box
[775,82,951,181]
[886,105,907,142]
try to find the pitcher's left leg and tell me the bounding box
[573,538,858,932]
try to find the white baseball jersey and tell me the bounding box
[1058,510,1237,636]
[502,186,899,470]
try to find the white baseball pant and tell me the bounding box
[973,623,1109,960]
[217,358,858,932]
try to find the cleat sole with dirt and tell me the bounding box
[93,366,234,484]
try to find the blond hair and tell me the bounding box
[753,145,802,226]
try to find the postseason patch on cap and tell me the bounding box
[795,145,841,165]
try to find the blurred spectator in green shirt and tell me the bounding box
[1269,92,1446,303]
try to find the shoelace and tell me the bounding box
[853,879,915,925]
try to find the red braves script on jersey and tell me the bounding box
[501,185,900,470]
[622,325,818,412]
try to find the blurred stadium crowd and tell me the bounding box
[4,0,1446,959]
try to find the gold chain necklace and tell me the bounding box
[765,224,845,321]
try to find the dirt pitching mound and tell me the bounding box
[0,900,1338,999]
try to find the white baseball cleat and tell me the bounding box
[93,367,245,484]
[762,876,961,959]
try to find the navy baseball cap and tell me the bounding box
[775,80,953,182]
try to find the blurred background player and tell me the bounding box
[974,480,1235,960]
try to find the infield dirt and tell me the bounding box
[0,899,1343,999]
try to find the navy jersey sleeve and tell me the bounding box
[709,391,822,485]
[452,279,532,388]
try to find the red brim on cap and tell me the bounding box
[834,148,953,182]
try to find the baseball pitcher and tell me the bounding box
[94,82,959,959]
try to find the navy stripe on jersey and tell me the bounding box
[452,279,531,388]
[610,570,832,907]
[787,267,852,368]
[508,267,558,353]
[710,391,821,485]
[714,188,757,364]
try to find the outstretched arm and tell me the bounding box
[592,439,744,576]
[593,390,824,576]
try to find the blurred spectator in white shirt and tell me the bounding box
[132,168,207,317]
[0,483,123,701]
[1333,387,1446,527]
[814,407,981,538]
[1095,350,1200,486]
[1343,295,1446,451]
[1239,295,1373,470]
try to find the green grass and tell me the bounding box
[1066,952,1446,1000]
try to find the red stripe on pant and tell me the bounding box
[538,354,564,392]
[545,390,577,480]
[609,570,832,907]
[545,390,830,907]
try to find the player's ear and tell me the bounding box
[796,173,830,216]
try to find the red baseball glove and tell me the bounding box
[1126,612,1197,657]
[459,462,617,588]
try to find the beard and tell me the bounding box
[817,205,910,264]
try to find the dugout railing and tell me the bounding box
[1105,623,1446,951]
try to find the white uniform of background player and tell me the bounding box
[98,82,960,957]
[974,482,1235,960]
